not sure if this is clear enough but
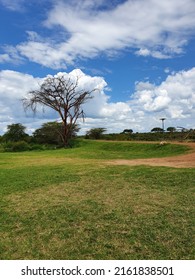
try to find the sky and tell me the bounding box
[0,0,195,135]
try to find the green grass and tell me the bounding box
[69,139,190,159]
[0,140,194,259]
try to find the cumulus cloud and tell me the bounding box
[132,68,195,121]
[0,67,195,135]
[0,70,41,133]
[1,0,195,68]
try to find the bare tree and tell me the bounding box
[22,74,94,147]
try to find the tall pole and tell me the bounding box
[160,118,166,132]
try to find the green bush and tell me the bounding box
[104,133,130,141]
[29,144,45,151]
[2,141,50,152]
[3,141,30,152]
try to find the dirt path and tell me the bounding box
[107,142,195,168]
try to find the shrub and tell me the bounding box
[3,141,30,152]
[29,144,45,151]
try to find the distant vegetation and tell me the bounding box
[86,126,195,142]
[0,122,195,152]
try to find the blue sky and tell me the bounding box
[0,0,195,135]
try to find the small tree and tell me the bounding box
[3,123,29,142]
[22,73,95,147]
[122,129,133,134]
[167,127,176,132]
[86,128,106,139]
[33,122,79,146]
[151,127,164,133]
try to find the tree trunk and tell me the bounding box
[62,122,70,148]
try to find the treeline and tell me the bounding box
[0,122,79,152]
[85,127,195,142]
[0,123,195,152]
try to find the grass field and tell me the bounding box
[0,140,194,259]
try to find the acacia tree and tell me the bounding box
[122,129,133,134]
[3,123,29,142]
[167,127,176,132]
[151,127,164,133]
[22,74,94,147]
[86,127,106,139]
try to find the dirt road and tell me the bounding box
[107,142,195,168]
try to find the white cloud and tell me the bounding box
[0,68,195,135]
[135,48,171,59]
[100,102,131,119]
[1,0,195,68]
[132,68,195,122]
[0,0,25,11]
[0,54,13,63]
[164,68,171,74]
[0,46,24,65]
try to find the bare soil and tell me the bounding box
[107,142,195,168]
